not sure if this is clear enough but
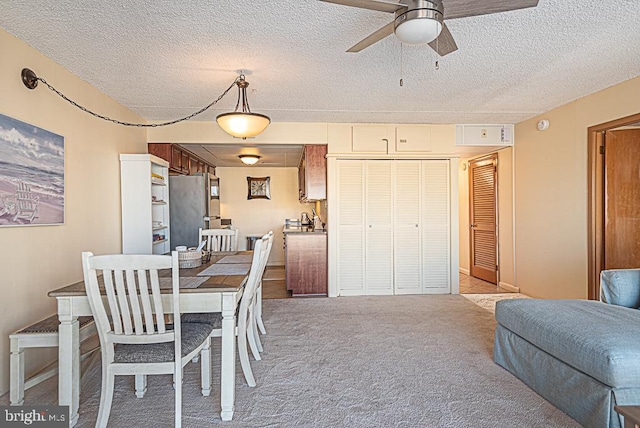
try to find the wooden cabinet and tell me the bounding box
[284,232,327,296]
[298,145,327,202]
[120,154,170,255]
[148,143,212,175]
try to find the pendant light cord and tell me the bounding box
[32,74,241,127]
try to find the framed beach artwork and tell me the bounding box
[0,113,64,226]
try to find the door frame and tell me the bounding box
[587,112,640,300]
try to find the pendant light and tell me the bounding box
[216,74,270,139]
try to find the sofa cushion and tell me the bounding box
[495,299,640,388]
[600,269,640,308]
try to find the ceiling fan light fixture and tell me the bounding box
[394,1,444,45]
[216,74,271,139]
[239,154,261,165]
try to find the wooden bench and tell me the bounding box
[9,315,97,405]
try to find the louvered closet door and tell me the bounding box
[422,160,451,293]
[469,155,497,284]
[393,161,422,294]
[365,160,394,295]
[337,160,366,295]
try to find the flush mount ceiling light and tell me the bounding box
[394,1,443,45]
[239,154,261,165]
[216,74,271,139]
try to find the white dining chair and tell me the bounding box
[183,231,272,387]
[81,251,214,428]
[199,228,238,252]
[250,231,273,356]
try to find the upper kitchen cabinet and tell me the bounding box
[298,145,327,202]
[148,143,213,175]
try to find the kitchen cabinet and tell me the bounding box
[298,144,327,202]
[284,229,327,296]
[120,154,170,255]
[148,143,212,175]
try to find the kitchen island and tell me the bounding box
[283,225,327,296]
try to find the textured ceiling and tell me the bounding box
[1,0,639,126]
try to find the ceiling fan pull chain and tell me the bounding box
[399,43,404,87]
[435,37,440,70]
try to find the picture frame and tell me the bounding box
[0,113,65,226]
[247,176,271,200]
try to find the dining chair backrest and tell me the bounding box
[199,228,238,252]
[239,233,271,317]
[81,252,181,349]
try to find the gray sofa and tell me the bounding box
[494,269,640,428]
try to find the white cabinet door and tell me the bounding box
[337,160,365,295]
[393,161,422,294]
[352,125,391,153]
[394,126,432,153]
[365,161,394,295]
[422,160,450,293]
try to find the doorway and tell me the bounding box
[588,113,640,299]
[468,153,499,285]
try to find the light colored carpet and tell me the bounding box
[1,295,579,427]
[461,293,530,313]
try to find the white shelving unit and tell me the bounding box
[120,154,170,255]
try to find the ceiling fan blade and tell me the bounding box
[319,0,406,14]
[442,0,539,20]
[427,22,458,56]
[346,21,395,52]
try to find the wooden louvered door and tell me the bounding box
[469,155,498,284]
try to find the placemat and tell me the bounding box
[198,263,251,277]
[159,277,207,289]
[217,255,253,264]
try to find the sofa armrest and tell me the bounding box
[600,269,640,308]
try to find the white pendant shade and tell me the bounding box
[239,154,261,165]
[394,18,442,45]
[216,112,271,139]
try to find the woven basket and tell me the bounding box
[178,250,202,268]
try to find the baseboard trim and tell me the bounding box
[499,282,520,293]
[459,267,470,276]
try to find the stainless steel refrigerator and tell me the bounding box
[169,173,221,248]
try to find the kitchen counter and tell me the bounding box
[283,226,327,296]
[283,225,327,234]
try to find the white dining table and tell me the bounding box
[48,251,250,427]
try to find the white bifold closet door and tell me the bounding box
[337,159,450,296]
[365,160,394,295]
[394,161,422,294]
[337,160,366,295]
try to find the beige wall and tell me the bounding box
[216,167,314,265]
[514,76,640,298]
[0,29,147,394]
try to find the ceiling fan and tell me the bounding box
[319,0,539,56]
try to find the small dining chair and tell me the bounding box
[199,228,238,252]
[183,231,272,387]
[81,251,214,428]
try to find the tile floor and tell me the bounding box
[262,266,513,299]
